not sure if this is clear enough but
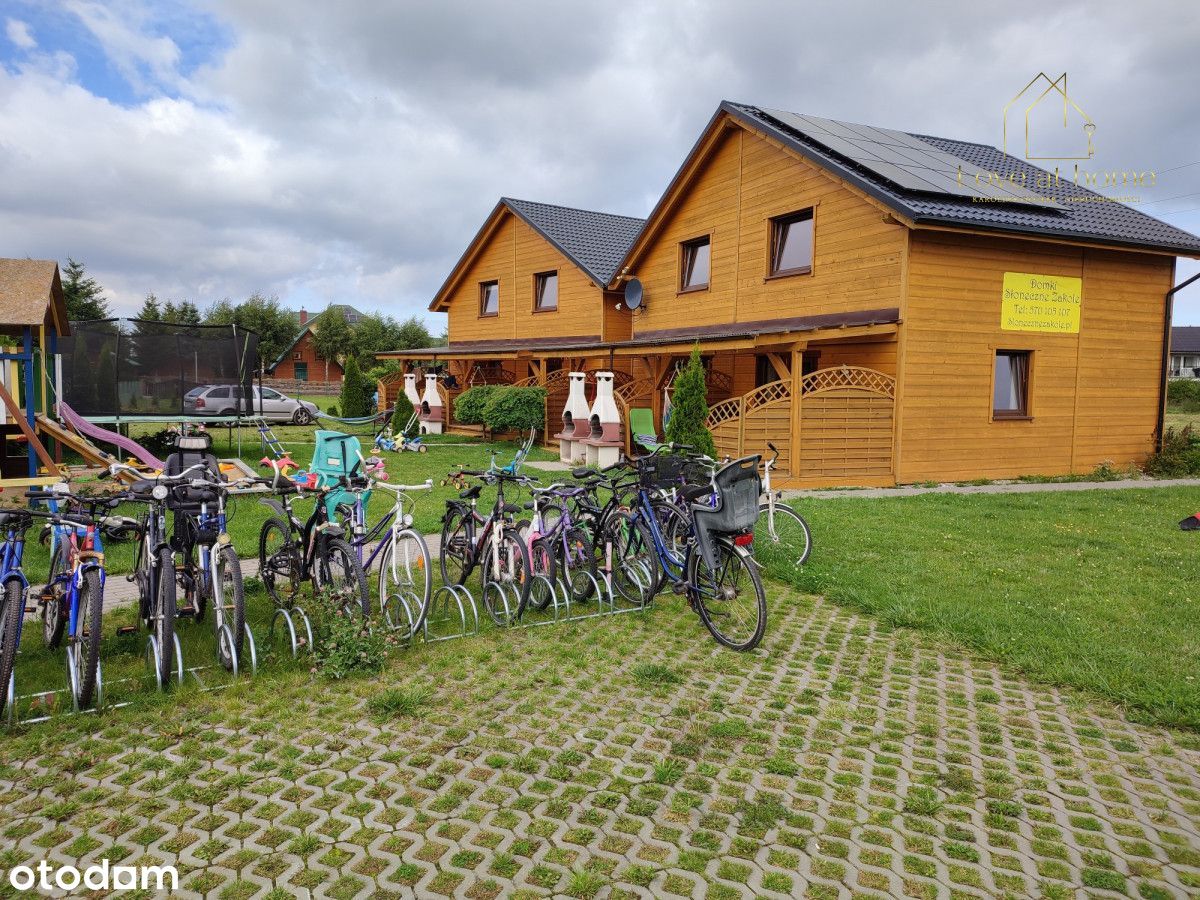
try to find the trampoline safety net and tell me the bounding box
[59,319,260,417]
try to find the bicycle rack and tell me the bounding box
[269,606,314,658]
[423,583,478,643]
[145,633,185,692]
[64,645,104,711]
[382,590,422,645]
[5,671,14,725]
[242,623,258,675]
[482,580,522,627]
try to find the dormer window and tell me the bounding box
[769,209,814,276]
[534,271,558,311]
[480,280,499,316]
[680,236,710,292]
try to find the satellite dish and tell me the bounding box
[624,278,644,311]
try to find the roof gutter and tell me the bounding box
[1158,268,1200,450]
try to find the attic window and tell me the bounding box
[680,236,710,292]
[534,271,558,311]
[480,281,499,317]
[770,209,814,276]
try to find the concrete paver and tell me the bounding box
[1,586,1197,898]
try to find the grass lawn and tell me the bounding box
[775,486,1200,729]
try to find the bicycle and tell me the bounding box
[171,470,259,674]
[31,487,125,711]
[0,507,30,721]
[439,470,533,625]
[111,461,210,690]
[605,446,768,650]
[753,442,812,568]
[257,461,369,622]
[334,448,434,637]
[522,482,599,610]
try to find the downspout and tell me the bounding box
[1159,268,1200,450]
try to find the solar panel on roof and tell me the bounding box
[761,109,1064,211]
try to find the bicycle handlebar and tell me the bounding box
[372,478,433,494]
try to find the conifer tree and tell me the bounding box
[664,344,716,457]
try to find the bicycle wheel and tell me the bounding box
[602,512,658,605]
[480,528,531,623]
[42,542,68,649]
[153,548,177,688]
[562,525,597,602]
[0,578,22,716]
[76,568,104,707]
[754,501,812,569]
[439,508,472,587]
[687,539,766,651]
[319,537,370,617]
[213,544,245,671]
[259,518,302,609]
[378,530,432,635]
[650,499,689,583]
[527,534,557,611]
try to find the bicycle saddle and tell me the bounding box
[502,503,522,515]
[459,485,482,500]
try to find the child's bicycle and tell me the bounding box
[753,442,811,568]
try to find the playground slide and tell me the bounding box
[56,401,165,470]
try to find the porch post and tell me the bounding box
[790,347,804,480]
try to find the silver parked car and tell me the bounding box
[183,385,318,424]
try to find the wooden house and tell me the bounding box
[381,103,1200,486]
[0,259,68,485]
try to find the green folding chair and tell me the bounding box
[628,408,662,454]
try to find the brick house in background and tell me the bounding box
[1170,326,1200,380]
[267,305,365,385]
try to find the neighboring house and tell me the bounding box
[381,101,1200,487]
[1171,326,1200,379]
[268,305,362,383]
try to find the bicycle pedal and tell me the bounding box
[115,625,138,636]
[24,606,36,614]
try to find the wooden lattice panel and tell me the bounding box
[802,365,895,398]
[615,378,654,407]
[705,396,743,431]
[744,379,791,412]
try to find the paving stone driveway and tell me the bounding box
[1,588,1198,899]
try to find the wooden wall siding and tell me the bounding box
[897,231,1171,482]
[445,212,604,344]
[630,125,905,335]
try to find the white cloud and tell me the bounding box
[5,17,36,50]
[0,0,1198,324]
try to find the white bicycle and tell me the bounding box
[753,442,812,568]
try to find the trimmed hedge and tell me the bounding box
[1168,379,1200,412]
[454,384,547,434]
[486,386,547,433]
[454,385,502,425]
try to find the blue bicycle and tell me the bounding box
[33,486,116,711]
[601,446,767,651]
[0,506,35,721]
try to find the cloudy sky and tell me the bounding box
[2,0,1199,326]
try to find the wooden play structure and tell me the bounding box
[0,259,69,487]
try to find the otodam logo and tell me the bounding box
[6,860,178,893]
[957,72,1156,201]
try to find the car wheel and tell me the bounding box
[219,408,235,417]
[292,407,314,425]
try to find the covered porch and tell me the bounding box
[377,308,900,488]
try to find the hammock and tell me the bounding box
[313,407,395,426]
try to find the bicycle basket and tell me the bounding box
[690,455,761,570]
[638,452,685,489]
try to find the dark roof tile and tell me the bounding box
[502,198,645,285]
[1171,326,1200,354]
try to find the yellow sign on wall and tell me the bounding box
[1001,272,1082,333]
